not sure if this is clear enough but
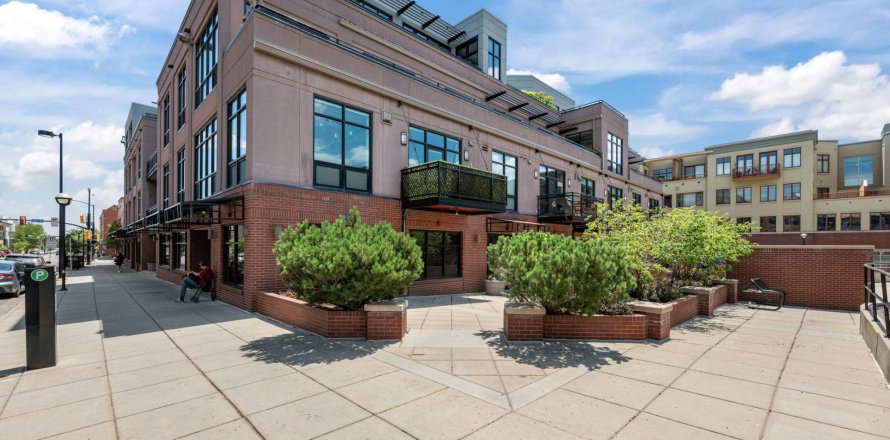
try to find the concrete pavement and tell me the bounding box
[0,261,888,439]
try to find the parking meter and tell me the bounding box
[25,266,56,369]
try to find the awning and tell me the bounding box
[486,218,550,234]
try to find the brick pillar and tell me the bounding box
[713,279,739,303]
[630,301,673,341]
[681,285,728,316]
[364,300,408,340]
[504,303,545,341]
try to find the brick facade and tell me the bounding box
[544,314,648,340]
[255,292,406,340]
[670,295,700,327]
[748,231,890,249]
[727,245,873,311]
[503,313,546,341]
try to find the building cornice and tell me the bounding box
[704,130,818,153]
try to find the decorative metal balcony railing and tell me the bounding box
[146,151,158,177]
[732,164,780,179]
[401,161,507,214]
[815,187,890,200]
[538,192,603,223]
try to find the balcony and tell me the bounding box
[146,151,158,178]
[732,164,780,180]
[815,187,890,200]
[538,192,603,224]
[401,161,507,214]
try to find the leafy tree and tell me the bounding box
[521,90,558,110]
[12,224,45,253]
[104,221,122,252]
[273,208,423,311]
[488,232,634,315]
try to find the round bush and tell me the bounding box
[488,232,634,315]
[273,209,423,311]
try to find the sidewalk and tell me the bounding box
[0,261,888,439]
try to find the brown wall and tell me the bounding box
[749,231,890,249]
[727,245,873,311]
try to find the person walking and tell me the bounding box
[113,252,125,273]
[177,261,212,303]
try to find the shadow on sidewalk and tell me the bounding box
[238,331,383,368]
[477,330,631,371]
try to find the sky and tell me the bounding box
[1,0,889,232]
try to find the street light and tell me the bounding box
[71,196,95,265]
[41,130,66,291]
[800,232,808,245]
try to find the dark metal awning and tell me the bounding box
[486,218,550,234]
[142,196,246,231]
[378,0,466,43]
[483,83,564,127]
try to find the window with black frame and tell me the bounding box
[817,214,836,231]
[871,212,890,230]
[817,154,830,173]
[783,182,801,200]
[783,215,800,232]
[163,95,170,147]
[653,168,672,180]
[194,119,217,200]
[607,133,623,175]
[487,38,501,79]
[664,195,672,208]
[736,154,753,174]
[159,234,170,266]
[410,231,461,279]
[195,11,218,107]
[228,89,247,188]
[177,67,187,128]
[408,126,460,166]
[677,192,702,207]
[492,150,517,211]
[313,98,371,192]
[581,178,595,198]
[760,184,776,202]
[841,213,861,231]
[736,187,752,203]
[716,157,730,175]
[176,148,186,203]
[223,225,244,286]
[648,198,660,211]
[455,36,478,66]
[607,186,624,207]
[759,151,777,172]
[684,164,705,178]
[539,165,565,197]
[632,192,642,205]
[566,130,594,152]
[173,232,187,269]
[716,189,730,205]
[759,216,776,232]
[162,164,170,208]
[783,147,801,168]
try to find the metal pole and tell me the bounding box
[86,188,91,265]
[58,133,67,291]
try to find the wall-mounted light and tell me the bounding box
[382,112,392,124]
[533,169,540,179]
[400,132,407,145]
[463,150,470,161]
[567,179,572,187]
[274,225,282,239]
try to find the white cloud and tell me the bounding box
[751,116,797,138]
[635,146,676,160]
[712,51,890,140]
[0,1,133,58]
[631,113,708,140]
[506,68,572,94]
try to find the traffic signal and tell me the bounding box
[19,216,25,225]
[80,214,85,224]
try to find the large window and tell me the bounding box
[684,164,705,178]
[783,147,801,168]
[715,189,730,205]
[759,151,777,173]
[566,130,594,151]
[162,164,170,208]
[716,157,730,176]
[177,66,187,128]
[760,185,776,202]
[783,183,801,200]
[313,98,371,192]
[817,214,836,231]
[227,89,248,188]
[632,192,642,205]
[173,232,187,269]
[455,36,478,66]
[408,126,459,167]
[736,187,752,203]
[817,154,830,173]
[664,195,672,208]
[194,119,217,200]
[783,215,800,232]
[737,217,752,232]
[759,216,776,232]
[677,192,703,207]
[195,11,218,107]
[176,148,186,203]
[648,198,660,211]
[410,231,461,279]
[487,38,501,79]
[159,234,171,266]
[653,168,672,181]
[607,133,623,175]
[162,95,170,147]
[581,178,595,198]
[539,165,565,196]
[841,213,861,231]
[844,155,874,186]
[607,186,624,207]
[492,150,517,211]
[736,154,753,174]
[871,212,890,230]
[816,187,829,199]
[223,225,244,286]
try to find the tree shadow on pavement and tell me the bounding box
[238,329,383,369]
[476,330,631,371]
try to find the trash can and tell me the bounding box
[25,266,56,370]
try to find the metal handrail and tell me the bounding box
[864,264,890,337]
[732,164,781,178]
[817,188,890,200]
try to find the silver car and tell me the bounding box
[0,261,24,297]
[3,253,45,268]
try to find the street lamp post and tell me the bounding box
[39,130,70,291]
[800,233,808,245]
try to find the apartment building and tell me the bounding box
[118,103,158,269]
[121,0,660,311]
[642,126,890,247]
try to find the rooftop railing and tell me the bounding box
[732,164,780,179]
[816,188,890,200]
[864,264,890,337]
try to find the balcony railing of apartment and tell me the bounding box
[732,164,780,180]
[815,187,890,200]
[538,192,603,224]
[146,151,158,177]
[659,173,706,182]
[143,205,160,228]
[401,161,507,214]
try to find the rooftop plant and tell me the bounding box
[273,208,423,311]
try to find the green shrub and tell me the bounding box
[488,232,634,315]
[273,208,423,311]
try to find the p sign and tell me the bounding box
[30,269,49,282]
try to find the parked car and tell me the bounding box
[3,253,45,268]
[0,261,25,297]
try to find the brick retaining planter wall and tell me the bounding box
[544,314,648,340]
[669,295,700,327]
[681,285,728,316]
[727,245,873,311]
[255,292,406,340]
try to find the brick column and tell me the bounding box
[504,303,545,341]
[713,279,739,303]
[629,301,673,341]
[681,285,728,316]
[365,300,408,340]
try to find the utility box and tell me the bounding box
[25,266,56,370]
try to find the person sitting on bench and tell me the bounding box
[177,261,212,303]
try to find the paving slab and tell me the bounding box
[517,388,637,439]
[248,391,371,440]
[646,388,768,440]
[380,388,509,440]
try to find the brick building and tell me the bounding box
[124,0,661,311]
[99,204,121,256]
[119,103,159,269]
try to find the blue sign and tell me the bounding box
[29,219,45,223]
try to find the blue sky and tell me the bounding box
[1,0,889,230]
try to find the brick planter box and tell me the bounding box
[712,279,739,303]
[669,295,700,327]
[256,292,407,340]
[504,303,647,341]
[681,284,728,316]
[628,295,700,341]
